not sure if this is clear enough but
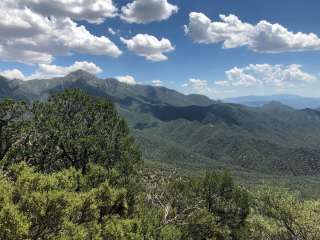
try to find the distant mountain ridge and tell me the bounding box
[2,70,214,107]
[2,71,320,176]
[224,94,320,109]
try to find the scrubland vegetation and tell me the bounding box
[0,89,319,239]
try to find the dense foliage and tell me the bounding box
[3,90,141,176]
[0,89,319,239]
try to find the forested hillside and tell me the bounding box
[1,71,320,176]
[0,89,319,239]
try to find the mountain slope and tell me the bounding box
[1,71,320,176]
[11,70,215,107]
[137,103,320,175]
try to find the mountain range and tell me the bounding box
[1,70,320,176]
[224,94,320,109]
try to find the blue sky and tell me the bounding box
[1,0,320,99]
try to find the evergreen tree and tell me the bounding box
[0,99,26,163]
[4,89,142,177]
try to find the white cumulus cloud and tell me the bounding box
[120,0,178,24]
[189,78,208,89]
[0,1,122,64]
[223,64,317,88]
[120,34,175,61]
[31,61,102,79]
[225,67,259,86]
[116,75,137,85]
[0,69,26,80]
[13,0,118,24]
[182,78,217,95]
[184,12,320,53]
[1,61,102,80]
[152,80,163,86]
